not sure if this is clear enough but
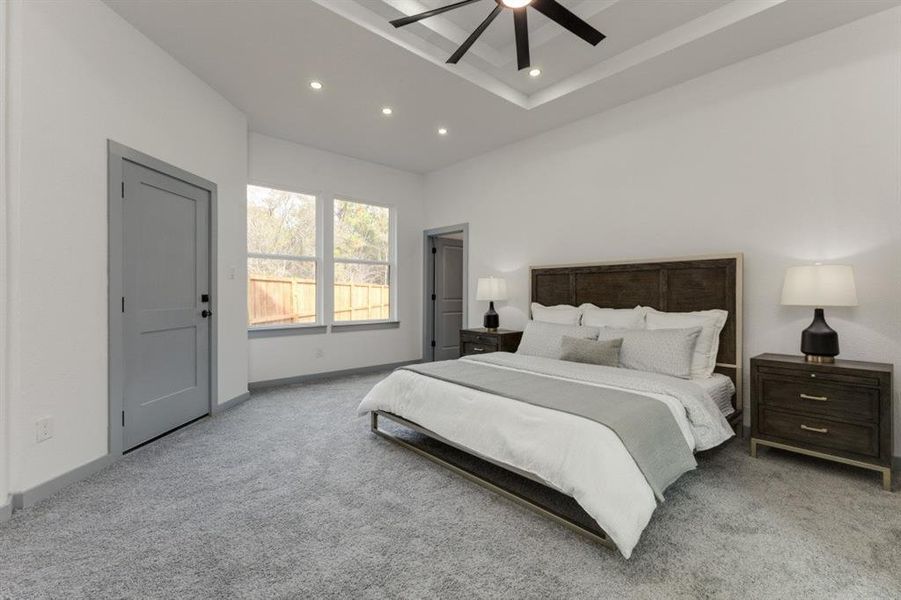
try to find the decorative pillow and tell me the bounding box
[596,327,702,379]
[530,302,581,326]
[559,336,622,367]
[641,307,728,379]
[580,304,645,329]
[517,321,600,359]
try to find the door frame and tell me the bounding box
[422,223,468,362]
[107,140,218,456]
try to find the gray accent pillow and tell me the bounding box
[517,321,600,359]
[596,327,702,379]
[559,336,622,367]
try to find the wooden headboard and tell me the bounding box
[530,254,744,415]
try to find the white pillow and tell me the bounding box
[580,304,645,329]
[626,329,701,379]
[641,307,728,379]
[596,327,702,379]
[530,302,581,326]
[517,321,600,359]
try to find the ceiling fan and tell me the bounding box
[389,0,605,71]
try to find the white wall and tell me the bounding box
[424,9,901,452]
[248,133,424,383]
[6,0,249,493]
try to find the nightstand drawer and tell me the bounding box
[758,407,879,457]
[758,375,879,422]
[463,342,497,355]
[460,332,498,345]
[757,365,881,387]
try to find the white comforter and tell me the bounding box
[357,353,734,558]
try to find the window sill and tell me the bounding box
[331,320,400,333]
[248,324,328,339]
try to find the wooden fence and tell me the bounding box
[248,276,389,325]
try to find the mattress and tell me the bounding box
[694,373,736,417]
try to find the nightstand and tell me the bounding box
[750,353,893,490]
[459,328,522,357]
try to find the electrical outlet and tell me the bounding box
[36,417,53,443]
[228,265,237,280]
[314,348,324,359]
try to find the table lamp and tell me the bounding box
[781,264,858,363]
[476,276,507,331]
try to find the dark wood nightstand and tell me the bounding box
[750,353,893,490]
[459,328,522,357]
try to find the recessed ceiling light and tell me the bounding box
[502,0,532,7]
[529,68,541,78]
[382,107,393,115]
[309,81,323,90]
[438,128,448,136]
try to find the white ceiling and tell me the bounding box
[105,0,900,173]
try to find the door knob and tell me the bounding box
[201,309,213,318]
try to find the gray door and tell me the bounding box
[122,161,210,450]
[432,237,463,361]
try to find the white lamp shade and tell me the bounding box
[476,277,508,301]
[781,264,858,307]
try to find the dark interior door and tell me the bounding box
[432,237,463,361]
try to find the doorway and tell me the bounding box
[423,224,468,362]
[108,141,217,454]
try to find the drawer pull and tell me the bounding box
[800,424,829,434]
[799,393,828,402]
[472,347,485,352]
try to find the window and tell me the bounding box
[332,198,393,322]
[247,185,318,327]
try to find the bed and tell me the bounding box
[358,255,743,558]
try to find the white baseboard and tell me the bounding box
[248,359,420,391]
[12,454,114,511]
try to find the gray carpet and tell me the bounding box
[1,371,899,600]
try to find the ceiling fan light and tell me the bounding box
[502,0,532,7]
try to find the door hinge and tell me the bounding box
[121,411,125,427]
[121,181,125,198]
[431,340,436,347]
[121,297,125,313]
[431,294,436,301]
[431,247,437,254]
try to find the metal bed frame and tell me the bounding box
[370,410,616,551]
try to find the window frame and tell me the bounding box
[245,184,398,335]
[328,195,397,326]
[246,181,324,332]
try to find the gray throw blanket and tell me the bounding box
[466,352,734,451]
[401,360,697,501]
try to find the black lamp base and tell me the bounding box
[483,301,499,332]
[801,308,839,363]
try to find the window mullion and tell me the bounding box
[332,258,390,266]
[322,194,335,327]
[389,206,397,321]
[248,252,316,262]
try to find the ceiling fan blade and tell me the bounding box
[513,8,530,70]
[447,5,502,64]
[531,0,605,46]
[390,0,483,28]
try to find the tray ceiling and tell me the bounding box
[105,0,901,172]
[318,0,755,108]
